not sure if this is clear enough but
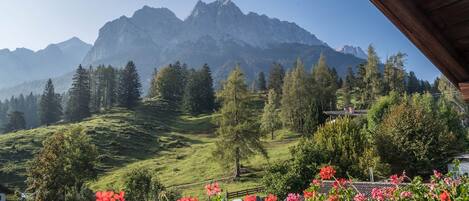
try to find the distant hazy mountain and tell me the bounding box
[337,45,367,59]
[82,0,362,88]
[0,0,367,99]
[0,37,91,89]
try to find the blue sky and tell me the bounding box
[0,0,440,81]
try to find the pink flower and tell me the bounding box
[303,190,316,199]
[333,178,347,189]
[400,191,412,198]
[286,193,301,201]
[177,197,199,201]
[311,179,321,186]
[372,188,385,201]
[319,166,336,180]
[390,174,404,185]
[439,191,451,201]
[204,182,221,196]
[433,170,443,179]
[353,193,366,201]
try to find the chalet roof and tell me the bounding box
[370,0,469,101]
[319,181,408,196]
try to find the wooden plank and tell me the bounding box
[370,0,469,87]
[416,0,462,12]
[429,0,469,26]
[458,83,469,102]
[444,20,469,40]
[454,37,469,51]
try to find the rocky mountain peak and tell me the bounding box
[337,45,367,59]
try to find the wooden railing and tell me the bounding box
[225,186,264,199]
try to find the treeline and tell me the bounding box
[0,60,217,134]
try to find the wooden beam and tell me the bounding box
[458,82,469,101]
[370,0,469,87]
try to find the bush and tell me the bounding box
[375,93,467,176]
[123,168,179,201]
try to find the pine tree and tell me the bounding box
[267,63,285,95]
[280,58,314,134]
[213,65,266,178]
[199,64,215,113]
[39,79,62,125]
[25,93,39,128]
[148,68,159,98]
[363,45,383,106]
[3,111,26,132]
[342,67,355,107]
[66,65,91,122]
[383,52,406,94]
[150,61,187,103]
[257,72,267,92]
[261,89,281,139]
[406,71,420,94]
[183,64,215,114]
[117,61,142,109]
[312,53,338,111]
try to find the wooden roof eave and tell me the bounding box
[370,0,469,88]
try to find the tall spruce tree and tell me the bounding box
[150,62,187,103]
[39,79,62,125]
[3,111,26,132]
[406,71,420,94]
[257,72,267,92]
[213,65,266,178]
[267,63,285,95]
[261,89,281,139]
[383,52,406,94]
[148,68,159,98]
[183,64,215,114]
[312,53,338,111]
[117,61,142,109]
[66,65,91,122]
[363,45,383,106]
[280,58,314,134]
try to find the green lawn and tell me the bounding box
[0,99,300,199]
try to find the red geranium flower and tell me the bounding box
[353,193,366,201]
[177,197,199,201]
[328,195,338,201]
[205,182,221,196]
[264,194,278,201]
[319,166,336,180]
[244,195,257,201]
[440,191,451,201]
[333,178,347,189]
[303,190,316,198]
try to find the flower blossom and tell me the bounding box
[371,188,385,201]
[264,194,278,201]
[303,190,316,199]
[400,191,412,199]
[319,166,336,180]
[177,197,199,201]
[244,195,257,201]
[333,178,347,189]
[204,182,221,196]
[433,170,443,179]
[440,191,451,201]
[353,193,366,201]
[286,193,301,201]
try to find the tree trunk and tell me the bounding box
[234,147,240,179]
[271,131,274,140]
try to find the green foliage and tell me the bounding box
[39,79,62,125]
[149,61,187,104]
[117,61,142,109]
[267,63,285,95]
[312,53,338,111]
[213,66,266,178]
[383,52,406,94]
[375,93,467,176]
[366,91,400,130]
[257,72,267,91]
[182,64,215,115]
[90,65,118,111]
[260,89,281,139]
[66,65,91,122]
[123,168,179,201]
[26,127,98,201]
[64,184,94,201]
[362,45,383,107]
[3,111,26,133]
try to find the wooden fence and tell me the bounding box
[225,186,264,199]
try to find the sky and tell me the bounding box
[0,0,441,81]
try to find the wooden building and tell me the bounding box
[370,0,469,101]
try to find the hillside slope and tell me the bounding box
[0,99,299,198]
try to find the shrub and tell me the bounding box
[375,93,467,176]
[122,168,179,201]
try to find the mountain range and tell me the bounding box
[0,0,367,100]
